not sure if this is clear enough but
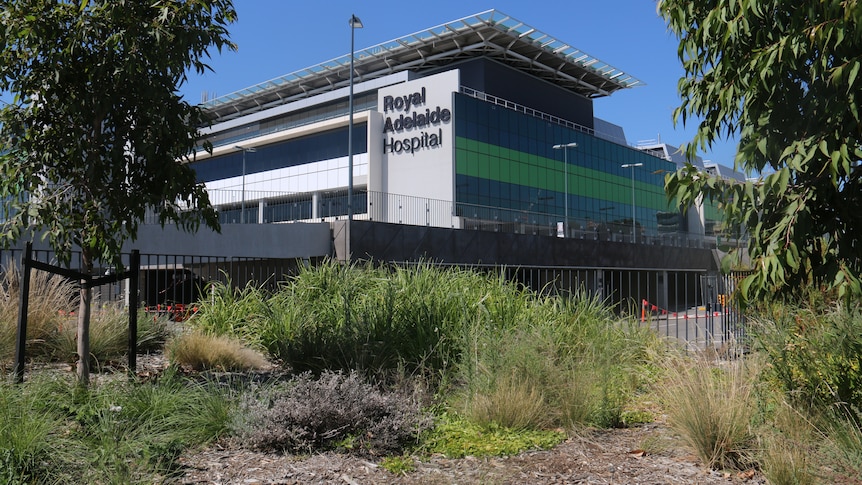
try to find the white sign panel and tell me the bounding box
[377,70,458,210]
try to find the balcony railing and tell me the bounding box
[146,188,744,250]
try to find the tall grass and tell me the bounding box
[187,260,659,431]
[758,402,818,485]
[0,263,77,363]
[457,291,659,429]
[0,376,71,484]
[202,260,518,376]
[659,354,757,470]
[190,275,268,344]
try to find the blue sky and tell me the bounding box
[178,0,738,167]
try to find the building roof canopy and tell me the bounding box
[202,9,643,122]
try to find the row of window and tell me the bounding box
[205,93,377,149]
[192,124,367,183]
[455,174,675,230]
[218,191,369,224]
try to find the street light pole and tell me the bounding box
[621,162,643,242]
[234,145,256,224]
[552,142,578,237]
[347,14,363,259]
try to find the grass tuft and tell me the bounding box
[659,354,757,470]
[168,331,269,372]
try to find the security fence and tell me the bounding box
[1,248,746,350]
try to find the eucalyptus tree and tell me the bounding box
[659,0,862,301]
[0,0,235,384]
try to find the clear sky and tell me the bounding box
[178,0,739,168]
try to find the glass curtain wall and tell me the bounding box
[453,94,679,236]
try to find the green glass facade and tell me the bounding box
[454,94,679,233]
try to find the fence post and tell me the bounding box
[13,242,33,384]
[128,250,140,376]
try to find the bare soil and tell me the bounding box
[176,422,763,484]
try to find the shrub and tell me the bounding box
[659,355,757,470]
[168,331,268,371]
[234,370,432,455]
[753,303,862,426]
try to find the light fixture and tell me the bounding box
[347,14,363,258]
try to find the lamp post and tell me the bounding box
[234,145,256,224]
[621,162,643,242]
[347,14,363,259]
[552,142,578,237]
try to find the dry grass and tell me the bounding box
[168,331,269,372]
[0,264,77,362]
[467,371,551,430]
[659,354,757,470]
[50,305,166,369]
[757,402,818,485]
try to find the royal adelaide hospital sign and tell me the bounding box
[380,75,454,156]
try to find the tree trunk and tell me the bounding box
[76,249,93,387]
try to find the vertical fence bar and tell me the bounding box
[128,250,140,375]
[13,242,33,384]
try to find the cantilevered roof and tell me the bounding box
[202,9,643,122]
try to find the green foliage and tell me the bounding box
[190,277,268,344]
[420,412,565,458]
[753,303,862,426]
[0,0,236,385]
[457,293,659,429]
[192,262,659,432]
[659,0,862,301]
[0,377,68,483]
[201,260,523,377]
[0,372,232,483]
[380,455,415,475]
[0,0,235,265]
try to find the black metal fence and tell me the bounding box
[1,247,746,351]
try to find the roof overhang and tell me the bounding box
[201,9,643,123]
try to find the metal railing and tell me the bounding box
[191,188,744,250]
[0,247,747,351]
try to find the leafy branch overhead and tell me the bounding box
[0,0,237,267]
[659,0,862,301]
